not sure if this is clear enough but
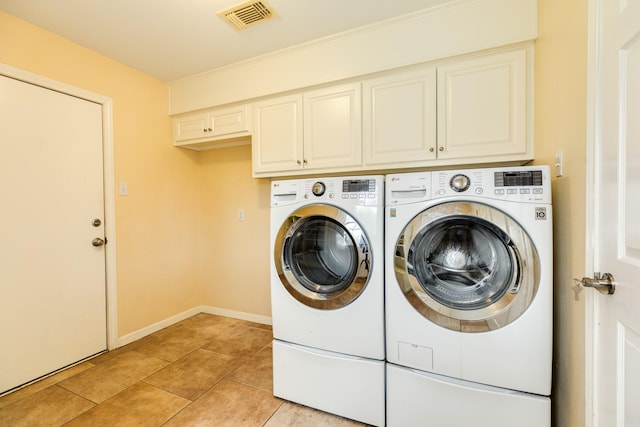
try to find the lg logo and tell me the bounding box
[535,207,547,220]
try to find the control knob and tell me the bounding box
[450,174,471,192]
[312,181,326,196]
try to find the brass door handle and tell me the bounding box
[92,238,106,247]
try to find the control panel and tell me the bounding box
[272,177,382,207]
[304,178,379,203]
[431,167,550,203]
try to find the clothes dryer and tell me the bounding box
[270,175,385,427]
[385,166,552,426]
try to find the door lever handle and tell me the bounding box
[575,272,615,295]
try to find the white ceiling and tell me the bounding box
[0,0,454,82]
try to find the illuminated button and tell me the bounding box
[475,188,483,195]
[507,189,518,194]
[350,194,358,199]
[520,189,530,194]
[342,194,349,199]
[533,188,543,194]
[495,189,505,195]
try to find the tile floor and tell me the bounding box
[0,313,369,426]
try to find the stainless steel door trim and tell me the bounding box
[274,204,372,310]
[394,201,540,332]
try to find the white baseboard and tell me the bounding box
[200,306,272,326]
[117,306,272,347]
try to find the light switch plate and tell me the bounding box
[119,182,128,196]
[554,151,563,177]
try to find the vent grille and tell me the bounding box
[218,0,278,30]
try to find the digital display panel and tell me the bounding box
[494,171,543,187]
[342,179,376,193]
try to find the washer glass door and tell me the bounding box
[275,204,371,309]
[395,201,539,332]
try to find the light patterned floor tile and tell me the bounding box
[64,382,189,426]
[0,362,95,409]
[0,385,94,426]
[203,324,273,357]
[228,344,273,392]
[58,351,168,403]
[144,348,245,400]
[265,401,370,427]
[164,379,282,427]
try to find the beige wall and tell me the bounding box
[535,1,588,426]
[0,11,203,337]
[197,145,271,317]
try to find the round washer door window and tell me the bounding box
[274,204,372,310]
[395,201,540,332]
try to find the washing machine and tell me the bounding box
[270,175,385,427]
[385,166,552,427]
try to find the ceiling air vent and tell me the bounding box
[218,0,278,31]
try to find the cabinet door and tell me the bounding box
[363,67,437,167]
[252,94,304,174]
[437,49,530,160]
[303,83,362,170]
[210,104,250,138]
[174,112,212,142]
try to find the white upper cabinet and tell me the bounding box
[174,111,211,142]
[360,46,532,170]
[437,48,530,161]
[363,66,437,167]
[303,84,362,171]
[174,104,251,150]
[252,94,304,174]
[252,83,362,177]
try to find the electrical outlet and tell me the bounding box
[238,209,245,222]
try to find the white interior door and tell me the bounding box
[0,75,107,393]
[588,0,640,425]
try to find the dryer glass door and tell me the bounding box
[395,201,539,332]
[411,216,516,310]
[275,204,371,310]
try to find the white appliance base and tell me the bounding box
[387,363,550,427]
[272,340,385,427]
